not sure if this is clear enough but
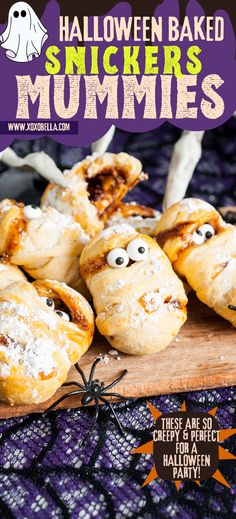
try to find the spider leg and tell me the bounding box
[88,357,101,384]
[79,397,100,447]
[74,363,88,386]
[103,369,128,391]
[44,390,85,414]
[62,381,84,389]
[99,396,125,435]
[103,392,137,401]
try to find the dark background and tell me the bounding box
[0,0,235,37]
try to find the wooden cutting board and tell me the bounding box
[0,293,235,418]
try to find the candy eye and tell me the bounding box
[41,297,55,310]
[23,205,42,220]
[127,238,149,262]
[55,310,70,321]
[192,224,215,245]
[107,248,129,268]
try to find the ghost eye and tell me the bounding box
[21,10,26,17]
[41,297,55,310]
[13,11,19,18]
[192,224,215,245]
[55,310,70,321]
[107,248,129,268]
[127,238,149,262]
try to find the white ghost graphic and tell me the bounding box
[0,2,48,62]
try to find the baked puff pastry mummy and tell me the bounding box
[42,153,147,237]
[80,224,187,355]
[0,199,89,294]
[0,269,94,405]
[156,198,236,326]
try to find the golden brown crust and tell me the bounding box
[42,153,147,236]
[115,202,157,219]
[79,252,108,280]
[0,200,27,259]
[156,198,236,328]
[156,199,224,268]
[80,225,138,282]
[33,279,94,342]
[0,275,94,405]
[80,225,187,355]
[0,199,89,292]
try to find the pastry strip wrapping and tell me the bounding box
[80,224,187,355]
[156,198,236,327]
[0,265,94,405]
[0,199,89,295]
[42,152,147,237]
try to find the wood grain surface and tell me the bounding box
[0,293,235,418]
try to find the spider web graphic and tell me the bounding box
[0,389,234,518]
[0,120,235,517]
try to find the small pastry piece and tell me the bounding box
[0,259,26,289]
[0,199,89,294]
[106,202,161,237]
[80,224,187,355]
[156,198,236,326]
[0,276,94,405]
[42,153,147,237]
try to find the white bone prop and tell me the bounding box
[163,114,236,211]
[91,126,116,156]
[163,130,204,211]
[0,2,48,63]
[0,147,68,188]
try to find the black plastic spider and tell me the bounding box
[45,357,135,445]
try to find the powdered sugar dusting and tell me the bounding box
[0,362,10,378]
[23,339,56,379]
[178,198,214,214]
[44,176,98,221]
[0,201,13,213]
[26,205,90,245]
[101,224,137,240]
[0,333,58,379]
[0,300,66,378]
[37,309,57,330]
[0,301,29,319]
[141,288,177,314]
[142,290,165,313]
[115,279,125,288]
[41,206,76,229]
[0,301,57,330]
[107,209,161,236]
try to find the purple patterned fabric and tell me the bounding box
[0,121,235,518]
